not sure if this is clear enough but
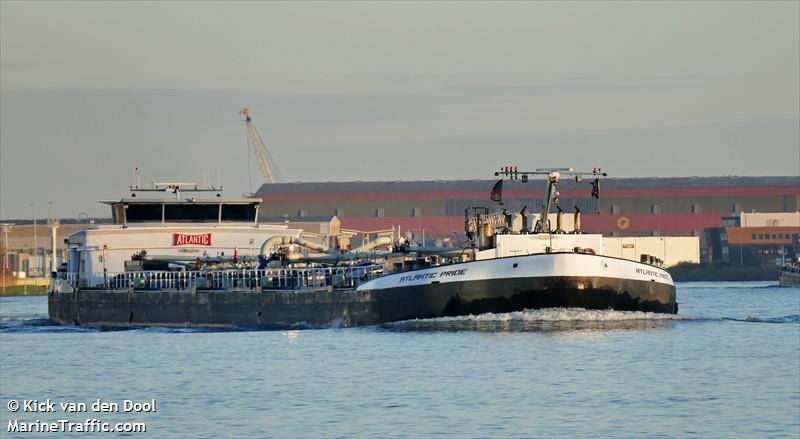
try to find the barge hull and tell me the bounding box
[48,275,676,329]
[779,269,800,287]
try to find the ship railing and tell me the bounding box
[62,272,80,287]
[55,265,384,292]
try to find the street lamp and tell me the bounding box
[30,203,38,277]
[49,201,58,273]
[1,224,13,294]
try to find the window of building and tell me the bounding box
[731,203,741,213]
[610,205,620,215]
[412,207,422,217]
[691,204,701,214]
[652,230,660,237]
[297,209,307,218]
[650,204,660,214]
[375,208,384,218]
[752,234,757,240]
[334,209,344,218]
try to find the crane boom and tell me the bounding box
[241,108,279,184]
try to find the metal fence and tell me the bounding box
[57,265,384,292]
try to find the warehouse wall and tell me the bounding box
[602,237,700,267]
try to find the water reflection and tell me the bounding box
[381,308,691,333]
[2,306,698,334]
[382,317,678,333]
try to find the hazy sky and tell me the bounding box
[1,1,798,219]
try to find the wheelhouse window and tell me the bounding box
[121,201,258,223]
[222,204,257,222]
[125,204,162,222]
[164,204,219,222]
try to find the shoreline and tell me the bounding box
[0,286,48,297]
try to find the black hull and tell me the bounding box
[48,275,677,329]
[369,275,677,323]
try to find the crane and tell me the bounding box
[241,108,282,184]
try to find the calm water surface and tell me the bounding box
[1,282,798,438]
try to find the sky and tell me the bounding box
[1,1,798,219]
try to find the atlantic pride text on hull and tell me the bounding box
[399,269,468,283]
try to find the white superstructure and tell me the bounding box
[64,183,302,287]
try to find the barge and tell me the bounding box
[779,264,800,287]
[49,168,677,328]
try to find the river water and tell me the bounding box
[1,282,798,438]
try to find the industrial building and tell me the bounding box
[255,176,800,243]
[706,212,800,265]
[0,223,79,281]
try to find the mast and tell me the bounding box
[495,166,607,234]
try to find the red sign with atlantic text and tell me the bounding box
[173,233,212,246]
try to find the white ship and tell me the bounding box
[50,167,676,329]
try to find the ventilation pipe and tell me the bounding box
[479,222,495,250]
[573,206,582,234]
[554,206,566,234]
[520,206,529,234]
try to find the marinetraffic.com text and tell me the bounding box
[6,399,154,434]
